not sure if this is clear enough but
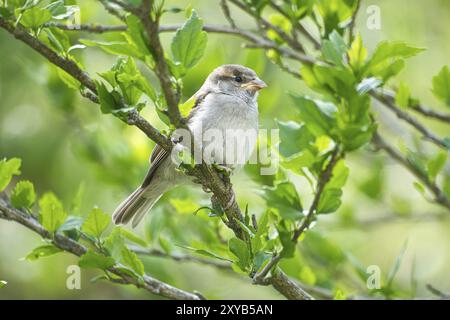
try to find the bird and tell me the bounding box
[112,64,267,227]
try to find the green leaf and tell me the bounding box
[57,68,80,90]
[395,82,411,109]
[171,10,207,71]
[120,246,144,276]
[79,39,138,57]
[58,216,83,232]
[158,236,172,254]
[322,30,347,66]
[21,7,52,28]
[38,192,67,232]
[178,245,233,262]
[124,15,150,57]
[0,280,6,288]
[121,228,148,247]
[432,66,450,106]
[82,207,110,239]
[261,180,303,220]
[317,159,349,214]
[25,244,61,261]
[79,250,116,270]
[291,95,337,137]
[95,81,121,114]
[0,157,21,192]
[11,180,35,209]
[228,237,251,271]
[427,151,447,180]
[317,188,343,213]
[277,120,315,158]
[387,240,408,289]
[277,227,295,258]
[348,33,367,72]
[364,41,424,81]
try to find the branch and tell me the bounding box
[98,0,126,21]
[372,132,450,210]
[0,195,201,300]
[220,0,237,29]
[228,0,305,53]
[380,90,450,123]
[292,147,342,242]
[371,91,448,150]
[130,246,233,270]
[426,284,450,299]
[348,0,361,43]
[45,22,127,33]
[0,16,172,151]
[268,0,320,49]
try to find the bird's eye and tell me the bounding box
[234,76,243,83]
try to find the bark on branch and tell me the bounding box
[0,195,201,300]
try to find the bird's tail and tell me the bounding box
[112,185,164,228]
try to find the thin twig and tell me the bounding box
[371,91,448,150]
[292,147,342,242]
[426,284,450,299]
[380,89,450,123]
[268,0,320,49]
[372,132,450,210]
[220,0,237,29]
[229,0,306,53]
[45,22,127,33]
[130,246,232,270]
[0,196,201,300]
[0,16,172,151]
[348,0,361,43]
[98,0,126,21]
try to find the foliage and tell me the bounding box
[0,0,449,300]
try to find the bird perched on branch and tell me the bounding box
[112,64,267,227]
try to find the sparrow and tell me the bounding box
[112,64,267,227]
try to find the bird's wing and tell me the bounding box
[186,87,211,121]
[141,88,211,188]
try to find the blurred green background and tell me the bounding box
[1,0,450,299]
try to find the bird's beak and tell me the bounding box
[242,78,267,91]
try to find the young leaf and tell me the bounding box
[0,157,21,192]
[82,207,110,239]
[277,120,315,158]
[261,181,303,220]
[25,244,61,261]
[387,240,408,289]
[427,151,448,180]
[121,228,148,247]
[120,246,144,276]
[322,30,347,66]
[395,82,411,109]
[38,192,67,232]
[364,41,424,81]
[11,180,35,210]
[291,95,337,137]
[178,245,233,262]
[95,81,121,114]
[0,280,6,288]
[228,237,251,271]
[79,250,116,270]
[171,10,207,71]
[80,39,138,58]
[432,66,450,106]
[348,33,368,72]
[21,7,52,28]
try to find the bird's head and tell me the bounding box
[205,64,267,101]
